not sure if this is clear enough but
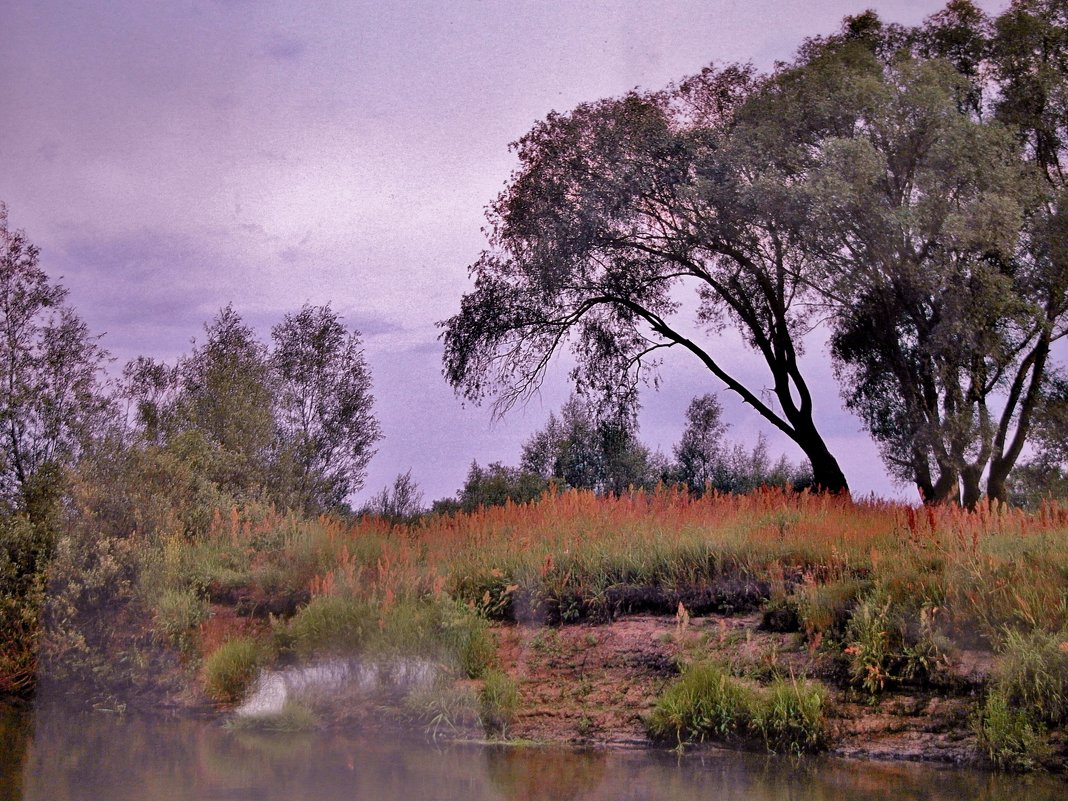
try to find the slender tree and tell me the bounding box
[271,303,380,513]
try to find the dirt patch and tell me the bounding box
[488,610,1061,769]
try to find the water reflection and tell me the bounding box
[4,705,1064,801]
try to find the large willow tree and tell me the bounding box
[443,0,1068,505]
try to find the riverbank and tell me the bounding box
[8,489,1068,773]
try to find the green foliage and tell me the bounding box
[270,303,381,514]
[454,461,547,512]
[440,603,496,679]
[672,395,813,495]
[749,677,827,755]
[519,396,663,496]
[152,587,207,651]
[647,663,754,745]
[124,303,381,515]
[843,599,896,694]
[284,595,496,679]
[203,637,261,704]
[974,689,1050,772]
[360,470,425,524]
[285,596,376,656]
[478,669,519,737]
[796,578,865,637]
[0,515,48,693]
[405,679,480,739]
[994,628,1068,725]
[228,700,318,732]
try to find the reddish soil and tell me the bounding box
[491,610,1016,766]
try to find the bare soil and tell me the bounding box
[490,610,1066,768]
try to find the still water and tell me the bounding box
[2,702,1064,801]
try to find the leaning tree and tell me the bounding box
[442,65,852,493]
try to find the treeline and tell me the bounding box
[426,394,810,517]
[0,205,383,692]
[442,0,1068,510]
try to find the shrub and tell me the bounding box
[479,669,519,737]
[228,700,318,732]
[994,628,1068,725]
[749,677,827,754]
[153,587,207,650]
[203,636,261,704]
[796,578,865,637]
[285,596,375,656]
[843,598,896,694]
[647,663,754,745]
[974,689,1050,772]
[440,604,497,679]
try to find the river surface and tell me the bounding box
[2,702,1065,801]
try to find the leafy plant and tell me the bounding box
[647,663,754,745]
[203,636,261,704]
[973,689,1050,772]
[479,669,519,737]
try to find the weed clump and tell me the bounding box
[648,663,827,754]
[203,636,261,704]
[479,669,519,737]
[974,689,1050,772]
[647,663,754,745]
[994,628,1068,725]
[749,677,827,755]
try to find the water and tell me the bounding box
[2,702,1065,801]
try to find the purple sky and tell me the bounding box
[0,0,1008,505]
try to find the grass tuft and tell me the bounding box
[203,636,261,704]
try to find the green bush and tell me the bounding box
[844,598,896,694]
[228,700,318,732]
[440,603,497,679]
[974,689,1050,772]
[647,663,754,745]
[995,628,1068,725]
[203,637,261,704]
[479,669,519,737]
[153,587,207,650]
[796,578,865,637]
[285,596,376,656]
[750,677,827,755]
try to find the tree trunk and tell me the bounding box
[922,467,961,506]
[960,465,984,511]
[794,424,849,495]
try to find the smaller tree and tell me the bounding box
[0,204,110,518]
[271,304,381,514]
[360,470,424,524]
[456,461,547,512]
[520,396,661,494]
[671,394,812,495]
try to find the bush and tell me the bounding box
[285,596,375,656]
[974,689,1050,772]
[647,663,754,745]
[479,669,519,737]
[995,628,1068,725]
[750,677,827,755]
[843,598,895,694]
[440,604,497,679]
[796,578,865,637]
[153,587,207,650]
[203,636,261,704]
[0,515,49,694]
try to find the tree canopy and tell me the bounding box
[443,0,1068,507]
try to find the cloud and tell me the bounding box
[261,34,306,62]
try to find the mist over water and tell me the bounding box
[3,703,1065,801]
